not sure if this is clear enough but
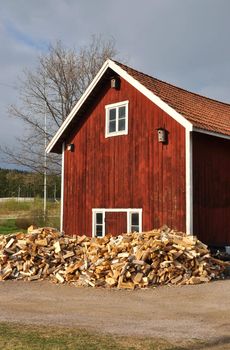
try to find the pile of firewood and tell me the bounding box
[0,226,228,289]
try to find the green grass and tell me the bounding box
[0,198,60,215]
[0,219,24,235]
[0,217,60,235]
[0,198,60,234]
[0,199,31,213]
[0,323,185,350]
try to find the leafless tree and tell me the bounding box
[2,36,117,174]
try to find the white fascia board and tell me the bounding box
[193,127,230,140]
[47,59,193,153]
[108,61,193,131]
[46,59,112,153]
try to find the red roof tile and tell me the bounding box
[115,61,230,137]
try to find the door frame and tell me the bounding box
[92,208,142,237]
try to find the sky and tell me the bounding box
[0,0,230,168]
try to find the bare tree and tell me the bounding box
[2,36,117,174]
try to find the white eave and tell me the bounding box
[49,59,230,153]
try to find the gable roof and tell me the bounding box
[47,59,230,153]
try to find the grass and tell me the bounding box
[0,323,197,350]
[0,198,60,215]
[0,217,60,235]
[0,200,32,213]
[0,198,60,234]
[0,219,25,235]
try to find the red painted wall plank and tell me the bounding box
[63,77,186,236]
[193,133,230,246]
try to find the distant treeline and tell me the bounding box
[0,168,61,199]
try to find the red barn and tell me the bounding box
[47,60,230,247]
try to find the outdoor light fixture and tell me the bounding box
[157,128,167,143]
[67,143,74,152]
[110,76,120,89]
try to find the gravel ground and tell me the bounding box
[0,279,229,344]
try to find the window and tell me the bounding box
[105,101,129,137]
[130,212,140,232]
[95,212,104,237]
[92,208,142,237]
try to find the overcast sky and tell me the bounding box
[0,0,230,168]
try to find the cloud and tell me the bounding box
[3,20,48,51]
[0,0,230,168]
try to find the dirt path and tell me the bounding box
[0,280,229,343]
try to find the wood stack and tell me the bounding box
[0,226,228,289]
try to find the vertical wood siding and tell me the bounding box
[193,133,230,246]
[63,77,186,236]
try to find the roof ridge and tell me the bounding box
[113,60,230,107]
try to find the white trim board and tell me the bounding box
[92,208,142,237]
[60,142,65,232]
[46,60,111,153]
[185,130,193,234]
[108,60,193,131]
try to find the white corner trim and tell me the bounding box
[60,142,65,232]
[185,130,193,235]
[46,59,193,153]
[193,127,230,140]
[92,210,105,238]
[92,208,142,237]
[105,100,129,138]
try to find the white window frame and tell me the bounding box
[128,211,141,233]
[92,208,142,237]
[93,210,105,238]
[105,101,129,138]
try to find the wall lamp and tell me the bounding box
[67,143,74,152]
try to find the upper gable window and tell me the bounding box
[105,101,129,137]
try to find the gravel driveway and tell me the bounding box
[0,280,229,344]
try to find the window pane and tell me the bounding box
[118,106,126,119]
[118,118,126,131]
[109,120,116,133]
[131,213,139,226]
[96,225,103,237]
[96,213,103,224]
[131,225,139,233]
[109,108,116,121]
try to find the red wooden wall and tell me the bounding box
[63,77,186,236]
[193,133,230,246]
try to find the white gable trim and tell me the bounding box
[46,60,111,153]
[108,61,193,131]
[46,59,193,153]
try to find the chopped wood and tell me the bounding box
[53,241,61,253]
[5,238,15,249]
[0,226,228,289]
